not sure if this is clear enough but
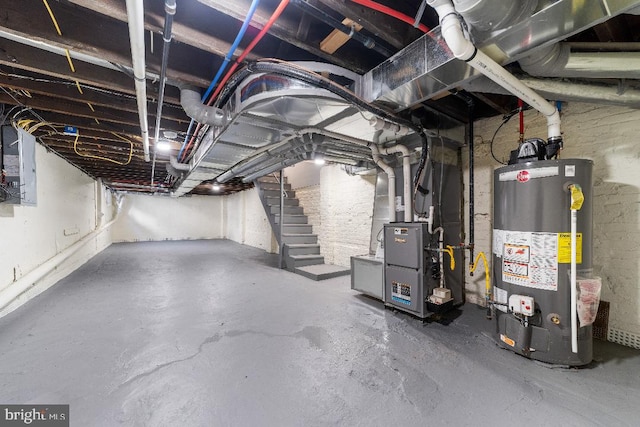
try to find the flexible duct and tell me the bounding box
[520,44,640,79]
[426,0,562,146]
[125,0,150,162]
[180,86,229,126]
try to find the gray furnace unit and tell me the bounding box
[383,145,464,318]
[493,158,595,366]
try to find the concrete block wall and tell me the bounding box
[465,102,640,341]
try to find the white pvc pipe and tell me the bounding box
[570,208,578,353]
[380,145,412,222]
[428,0,562,141]
[126,0,151,162]
[371,144,396,222]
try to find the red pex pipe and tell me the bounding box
[207,0,290,105]
[518,98,524,141]
[181,0,290,162]
[349,0,430,33]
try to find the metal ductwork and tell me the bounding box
[360,0,640,111]
[462,76,640,108]
[452,0,538,32]
[171,62,414,197]
[519,43,640,79]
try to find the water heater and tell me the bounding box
[492,159,595,366]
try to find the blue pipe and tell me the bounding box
[178,0,261,161]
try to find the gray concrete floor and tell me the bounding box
[1,240,639,426]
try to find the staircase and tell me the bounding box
[255,175,350,281]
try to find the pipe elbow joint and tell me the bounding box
[180,86,229,127]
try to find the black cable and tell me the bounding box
[490,110,520,165]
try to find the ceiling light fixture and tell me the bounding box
[156,139,172,152]
[211,183,221,191]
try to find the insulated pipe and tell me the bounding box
[180,86,228,126]
[427,0,562,146]
[125,0,151,162]
[379,145,412,222]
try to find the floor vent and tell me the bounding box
[608,328,640,350]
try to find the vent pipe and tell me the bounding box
[427,0,562,147]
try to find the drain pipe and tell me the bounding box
[125,0,151,162]
[151,0,177,185]
[427,0,562,148]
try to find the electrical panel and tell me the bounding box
[1,126,37,205]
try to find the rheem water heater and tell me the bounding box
[492,158,596,366]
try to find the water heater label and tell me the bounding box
[498,166,559,182]
[498,230,559,291]
[557,233,583,264]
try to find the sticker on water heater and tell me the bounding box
[503,244,530,263]
[498,166,559,182]
[492,229,504,257]
[501,230,558,291]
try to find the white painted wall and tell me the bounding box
[112,193,224,242]
[464,102,640,339]
[224,188,276,253]
[284,161,322,189]
[290,165,375,267]
[0,144,113,316]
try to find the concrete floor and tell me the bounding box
[1,240,639,426]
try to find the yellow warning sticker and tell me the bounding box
[558,233,582,264]
[500,334,515,347]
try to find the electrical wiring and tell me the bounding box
[490,112,516,165]
[73,131,133,166]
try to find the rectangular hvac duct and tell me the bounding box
[361,0,640,110]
